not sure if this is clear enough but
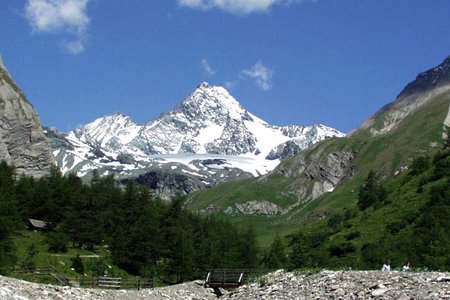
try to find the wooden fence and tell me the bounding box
[10,266,153,290]
[91,277,153,290]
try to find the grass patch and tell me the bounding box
[10,230,134,284]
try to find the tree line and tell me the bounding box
[0,166,259,283]
[1,144,447,279]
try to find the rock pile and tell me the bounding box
[225,270,450,300]
[1,270,449,300]
[0,276,217,300]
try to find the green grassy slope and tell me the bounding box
[287,149,450,270]
[186,90,450,245]
[10,230,132,285]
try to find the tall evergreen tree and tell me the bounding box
[161,196,196,283]
[0,161,18,273]
[263,234,287,269]
[238,225,259,269]
[414,179,450,269]
[358,171,387,210]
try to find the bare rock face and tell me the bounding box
[0,58,54,177]
[224,200,288,215]
[126,170,207,201]
[273,149,355,203]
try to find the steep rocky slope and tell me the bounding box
[361,55,450,134]
[0,56,54,177]
[272,55,450,202]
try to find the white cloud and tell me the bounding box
[178,0,308,14]
[62,39,85,55]
[201,59,216,75]
[242,61,273,91]
[24,0,91,54]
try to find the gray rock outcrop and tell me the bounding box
[224,200,288,215]
[128,170,207,200]
[0,58,54,177]
[273,150,355,203]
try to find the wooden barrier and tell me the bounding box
[10,266,153,290]
[97,277,122,289]
[34,267,71,286]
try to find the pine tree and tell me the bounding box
[238,225,259,269]
[263,234,287,269]
[0,161,17,274]
[161,196,196,283]
[358,171,387,210]
[71,254,84,274]
[414,179,450,270]
[410,155,431,176]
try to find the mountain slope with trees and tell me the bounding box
[287,142,450,271]
[0,164,260,283]
[186,56,450,249]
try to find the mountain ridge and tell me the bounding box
[360,55,450,135]
[187,55,450,225]
[49,82,344,198]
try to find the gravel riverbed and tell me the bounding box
[1,270,449,299]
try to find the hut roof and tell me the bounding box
[28,218,48,229]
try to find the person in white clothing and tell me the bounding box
[381,260,391,272]
[402,262,410,272]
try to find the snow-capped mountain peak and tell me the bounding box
[174,81,248,123]
[70,113,140,150]
[50,83,345,198]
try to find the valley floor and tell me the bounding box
[1,270,449,300]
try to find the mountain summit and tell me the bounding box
[50,83,344,197]
[398,56,450,98]
[362,56,450,134]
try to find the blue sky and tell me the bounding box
[1,0,450,133]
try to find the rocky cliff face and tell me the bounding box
[0,57,54,177]
[121,171,207,200]
[273,149,355,203]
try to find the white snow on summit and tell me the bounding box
[52,82,345,181]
